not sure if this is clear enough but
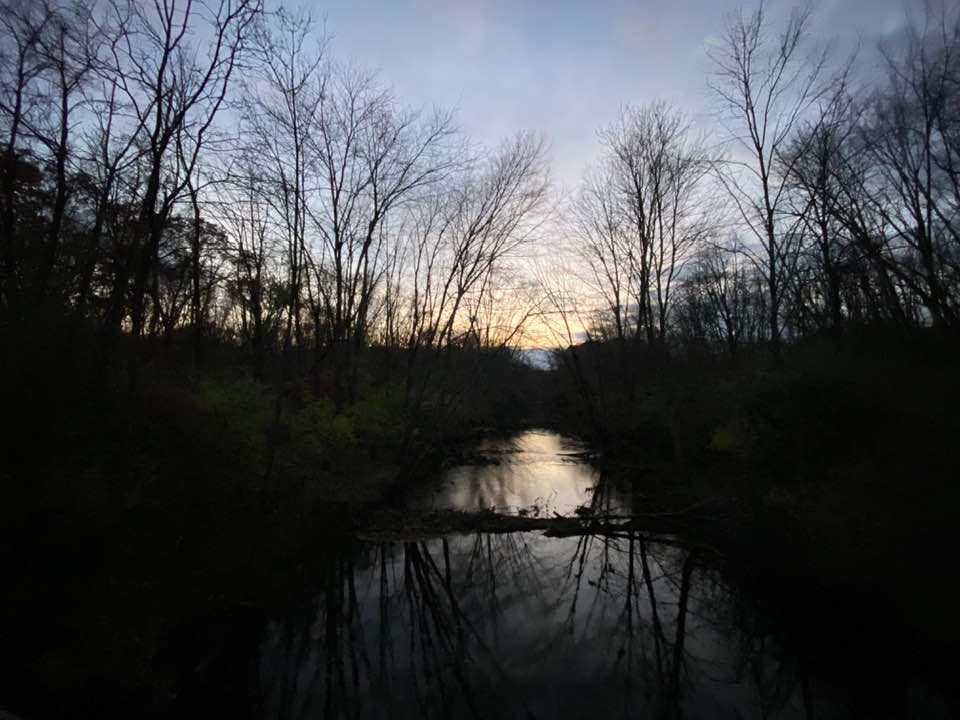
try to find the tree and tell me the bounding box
[105,0,259,386]
[308,66,456,405]
[779,81,860,331]
[572,102,712,352]
[0,0,55,317]
[676,237,766,358]
[218,163,278,379]
[395,132,548,417]
[709,3,830,356]
[856,9,960,326]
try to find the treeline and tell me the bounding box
[3,0,960,464]
[539,4,960,453]
[548,4,960,355]
[0,0,548,430]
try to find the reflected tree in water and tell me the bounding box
[259,530,822,719]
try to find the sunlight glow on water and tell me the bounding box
[258,430,857,719]
[424,429,605,515]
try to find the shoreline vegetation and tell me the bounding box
[4,327,958,715]
[1,0,960,716]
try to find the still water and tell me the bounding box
[414,429,627,516]
[259,431,828,719]
[4,431,950,719]
[261,533,816,719]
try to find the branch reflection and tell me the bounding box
[260,528,822,719]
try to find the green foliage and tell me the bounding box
[709,420,747,452]
[344,386,408,448]
[188,377,271,472]
[183,377,412,469]
[177,377,416,480]
[295,396,357,452]
[289,387,410,463]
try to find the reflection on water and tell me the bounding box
[260,431,827,719]
[3,432,950,718]
[260,532,821,720]
[416,429,622,515]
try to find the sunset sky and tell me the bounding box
[288,0,933,349]
[319,0,916,190]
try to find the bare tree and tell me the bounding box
[779,80,860,331]
[396,132,548,415]
[243,8,325,386]
[0,0,55,317]
[28,2,101,303]
[308,65,457,404]
[103,0,259,385]
[709,3,830,355]
[677,237,766,357]
[855,8,960,325]
[573,102,712,352]
[217,163,278,379]
[569,164,633,346]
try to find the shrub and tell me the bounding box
[292,396,356,455]
[344,386,408,449]
[188,377,271,473]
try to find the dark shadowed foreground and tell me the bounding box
[260,534,792,720]
[1,431,956,719]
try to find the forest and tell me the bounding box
[1,0,959,717]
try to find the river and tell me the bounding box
[8,429,947,718]
[259,430,833,719]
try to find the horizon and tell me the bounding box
[298,0,942,349]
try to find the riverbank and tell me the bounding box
[3,410,959,718]
[346,482,959,716]
[3,330,959,718]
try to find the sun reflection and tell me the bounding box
[420,429,618,515]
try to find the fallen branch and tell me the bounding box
[352,504,738,549]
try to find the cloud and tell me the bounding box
[614,6,652,51]
[421,0,488,57]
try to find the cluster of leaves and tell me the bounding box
[187,377,411,477]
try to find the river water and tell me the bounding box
[258,430,833,719]
[4,430,952,718]
[412,429,620,515]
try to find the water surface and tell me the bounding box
[261,531,819,719]
[414,429,625,516]
[258,430,837,719]
[9,430,946,718]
